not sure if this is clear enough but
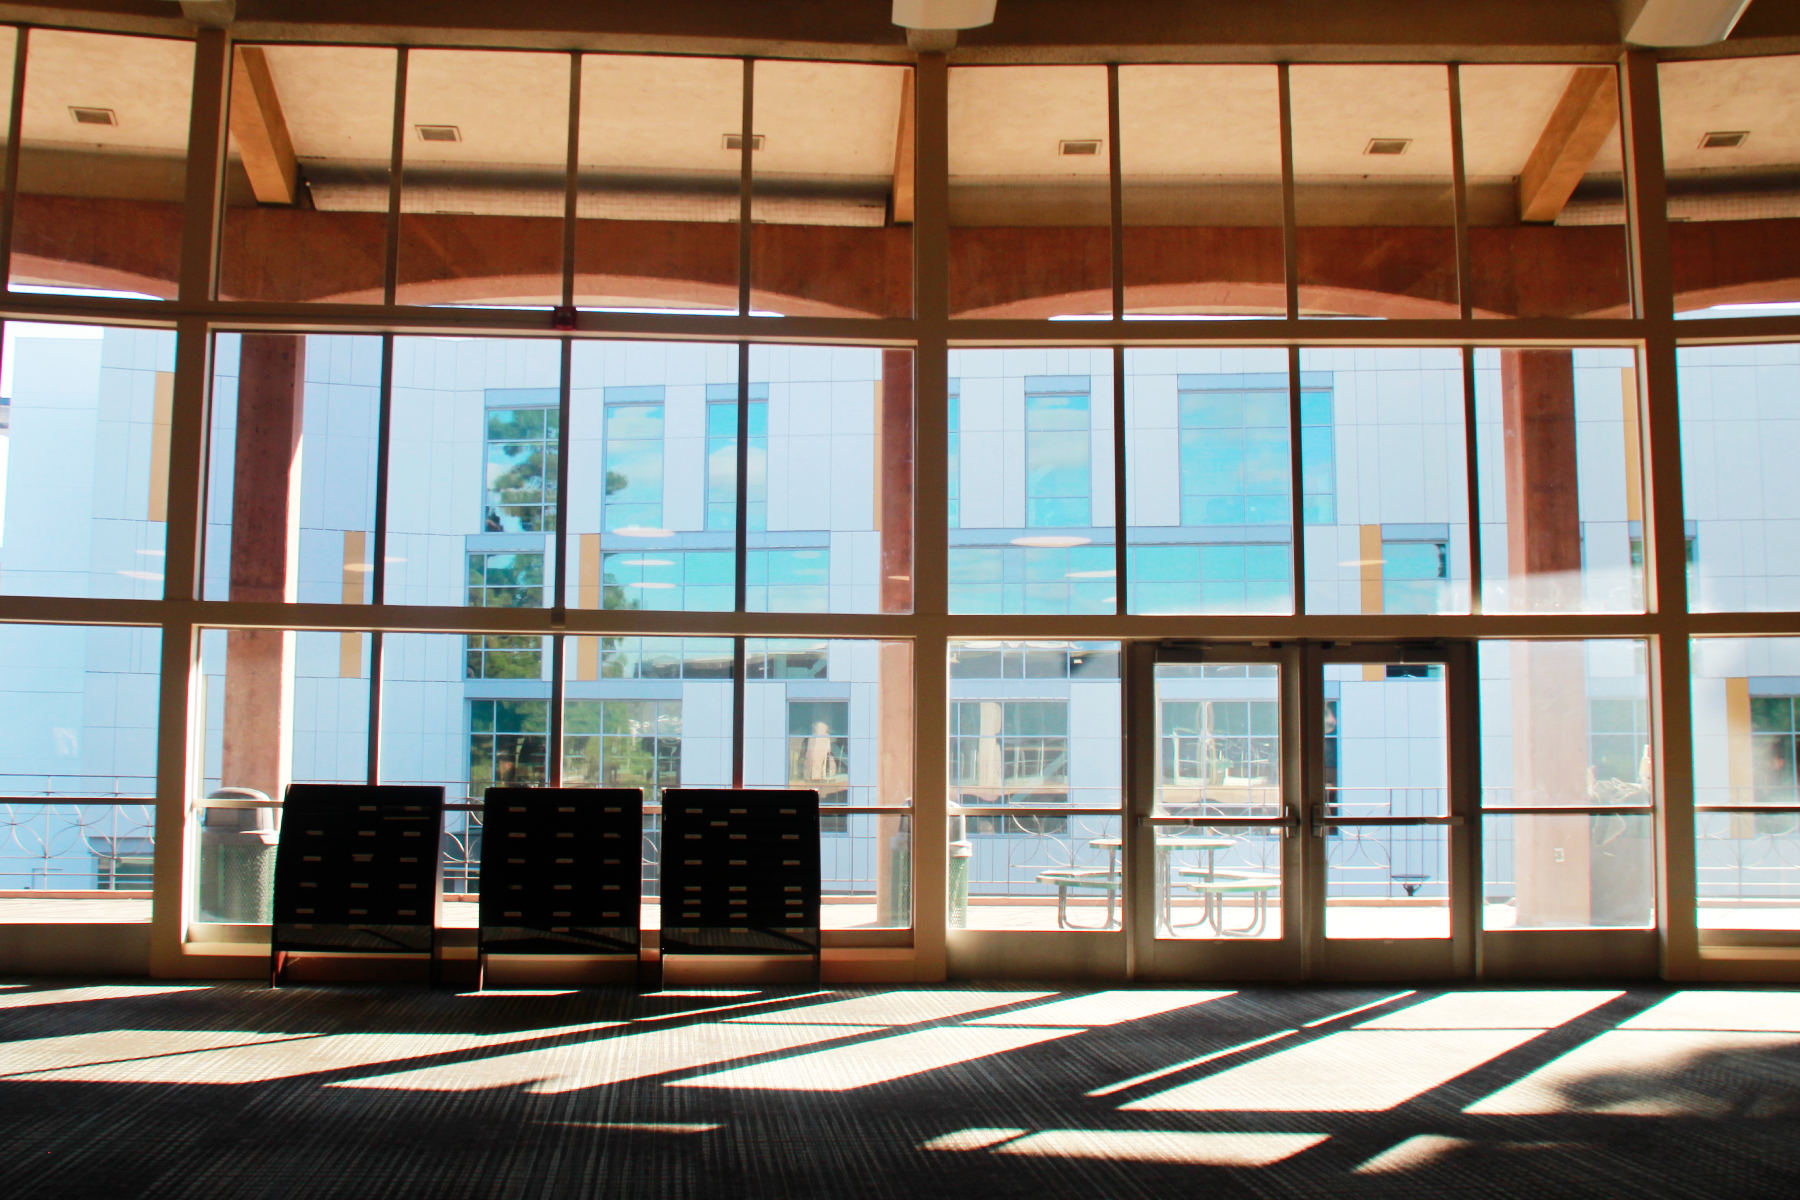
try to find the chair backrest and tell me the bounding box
[477,786,644,956]
[659,788,820,956]
[271,784,445,953]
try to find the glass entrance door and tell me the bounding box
[1129,641,1475,981]
[1310,643,1475,979]
[1131,643,1304,980]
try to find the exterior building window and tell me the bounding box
[469,699,548,798]
[1160,698,1280,800]
[948,383,961,528]
[948,640,1119,680]
[1176,379,1334,527]
[950,699,1070,808]
[603,550,733,612]
[483,403,558,532]
[599,636,733,679]
[466,552,545,679]
[1025,385,1091,527]
[562,699,681,794]
[748,548,829,613]
[1627,527,1698,609]
[705,385,768,531]
[602,386,664,533]
[789,699,850,831]
[1590,694,1653,803]
[1383,539,1449,614]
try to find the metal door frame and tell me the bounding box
[1128,639,1478,982]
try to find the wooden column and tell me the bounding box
[1501,348,1593,927]
[880,349,915,615]
[221,334,306,802]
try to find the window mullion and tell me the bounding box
[1277,62,1298,321]
[1287,345,1306,616]
[0,27,28,289]
[382,46,408,307]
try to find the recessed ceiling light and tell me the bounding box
[1059,139,1102,156]
[723,133,765,151]
[1365,138,1411,156]
[1011,535,1091,549]
[1700,130,1748,149]
[415,124,461,143]
[69,107,116,127]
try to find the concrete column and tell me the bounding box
[221,334,305,802]
[880,350,915,616]
[1501,349,1593,927]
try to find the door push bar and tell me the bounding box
[1140,807,1302,837]
[1311,814,1466,837]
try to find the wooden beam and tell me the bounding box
[229,46,299,206]
[892,67,916,225]
[1517,66,1619,224]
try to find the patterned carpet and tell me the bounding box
[0,979,1796,1199]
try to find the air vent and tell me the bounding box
[415,125,461,143]
[69,107,116,127]
[1365,138,1411,156]
[1059,139,1102,156]
[1701,130,1748,149]
[722,133,765,151]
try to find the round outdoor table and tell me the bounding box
[1089,835,1237,932]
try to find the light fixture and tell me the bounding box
[1011,535,1091,549]
[1364,138,1411,156]
[613,526,675,538]
[891,0,997,29]
[722,133,765,152]
[69,107,116,127]
[415,125,461,143]
[1059,139,1102,156]
[1700,130,1748,149]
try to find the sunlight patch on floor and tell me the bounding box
[1617,991,1800,1033]
[0,984,214,1010]
[668,1026,1078,1091]
[992,1129,1328,1166]
[1352,1135,1475,1173]
[727,991,1055,1026]
[328,1022,868,1094]
[1122,1028,1542,1112]
[1353,991,1621,1030]
[966,991,1232,1027]
[1463,1029,1800,1117]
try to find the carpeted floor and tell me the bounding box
[0,978,1796,1199]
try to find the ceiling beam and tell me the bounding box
[892,68,916,225]
[229,46,299,206]
[1517,66,1619,225]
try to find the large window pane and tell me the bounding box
[1125,347,1292,615]
[205,334,381,604]
[1290,65,1456,319]
[1659,54,1800,317]
[0,322,175,599]
[1300,348,1470,615]
[751,60,911,319]
[576,54,741,313]
[1692,638,1800,934]
[1677,343,1798,611]
[746,638,913,929]
[198,627,370,925]
[565,635,734,935]
[948,640,1121,931]
[1479,639,1654,931]
[1120,65,1283,318]
[1474,347,1644,613]
[948,66,1110,319]
[218,45,397,304]
[950,350,1114,615]
[397,50,568,307]
[0,623,158,923]
[565,341,737,613]
[386,336,561,609]
[1460,65,1629,319]
[747,345,909,614]
[10,31,191,299]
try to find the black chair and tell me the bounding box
[475,786,644,990]
[270,784,445,987]
[659,788,821,984]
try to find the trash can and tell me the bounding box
[199,788,280,923]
